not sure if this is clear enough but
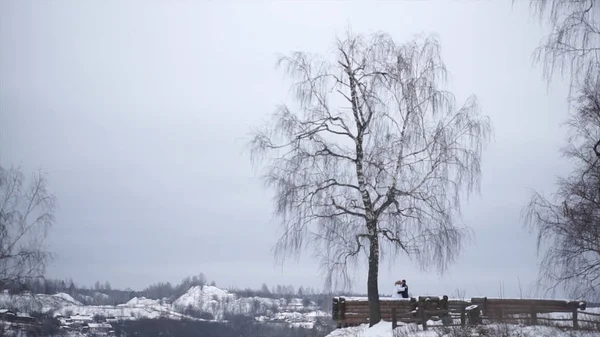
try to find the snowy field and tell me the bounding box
[327,321,600,337]
[328,306,600,337]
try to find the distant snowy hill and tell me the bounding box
[0,286,330,328]
[172,286,320,320]
[0,291,82,312]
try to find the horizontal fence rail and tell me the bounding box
[331,296,598,331]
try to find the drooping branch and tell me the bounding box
[529,0,600,92]
[0,165,56,289]
[523,80,600,301]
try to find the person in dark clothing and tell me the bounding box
[400,280,409,298]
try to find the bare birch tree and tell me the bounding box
[524,79,600,301]
[249,32,491,325]
[529,0,599,96]
[528,0,599,154]
[0,165,55,290]
[522,0,600,300]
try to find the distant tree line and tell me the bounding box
[2,273,215,305]
[227,284,338,314]
[229,283,321,299]
[3,277,75,295]
[139,273,216,300]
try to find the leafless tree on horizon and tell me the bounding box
[0,165,56,290]
[249,31,492,326]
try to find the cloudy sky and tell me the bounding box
[0,0,574,298]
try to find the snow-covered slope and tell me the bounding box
[0,291,82,313]
[56,297,187,321]
[172,285,234,318]
[172,285,320,320]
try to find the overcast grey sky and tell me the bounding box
[0,0,574,298]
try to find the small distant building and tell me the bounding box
[70,314,94,323]
[58,316,72,326]
[14,313,36,324]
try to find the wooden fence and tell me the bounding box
[332,296,600,331]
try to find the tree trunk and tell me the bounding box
[367,224,381,327]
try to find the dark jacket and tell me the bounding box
[400,284,409,298]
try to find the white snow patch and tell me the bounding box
[325,321,600,337]
[306,310,330,318]
[125,297,162,307]
[327,321,398,337]
[52,293,81,305]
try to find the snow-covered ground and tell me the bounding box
[328,321,600,337]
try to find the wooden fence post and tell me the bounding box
[482,297,488,317]
[339,298,346,328]
[529,305,537,326]
[392,308,397,329]
[332,298,339,321]
[572,308,579,329]
[460,304,466,327]
[419,304,428,330]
